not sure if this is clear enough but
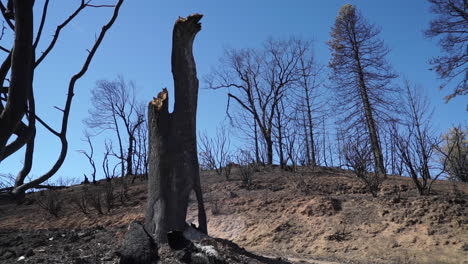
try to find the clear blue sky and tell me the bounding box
[1,0,466,183]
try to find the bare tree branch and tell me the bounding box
[35,1,88,68]
[11,0,125,196]
[0,1,14,30]
[33,0,49,49]
[207,38,308,165]
[425,0,467,102]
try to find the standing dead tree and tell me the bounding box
[145,14,207,243]
[102,140,119,181]
[343,134,384,197]
[272,98,290,169]
[78,131,97,184]
[283,115,303,172]
[293,50,325,167]
[0,0,124,199]
[230,106,266,164]
[207,38,308,165]
[425,0,467,102]
[85,76,145,178]
[328,4,398,175]
[392,82,444,195]
[133,106,149,181]
[273,93,307,170]
[198,124,231,180]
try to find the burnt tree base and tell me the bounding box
[118,221,157,264]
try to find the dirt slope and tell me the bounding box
[0,166,467,264]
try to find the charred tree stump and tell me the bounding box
[119,221,157,264]
[145,14,207,243]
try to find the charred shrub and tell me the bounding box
[88,186,103,215]
[343,140,384,197]
[71,186,89,215]
[36,190,63,217]
[236,150,257,188]
[104,181,115,212]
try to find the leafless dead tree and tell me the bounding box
[382,120,404,176]
[230,107,267,165]
[293,51,326,167]
[335,125,347,169]
[272,99,291,169]
[207,38,309,165]
[198,124,232,180]
[133,105,148,181]
[343,135,384,197]
[283,119,302,172]
[102,140,119,181]
[78,131,97,184]
[316,116,335,167]
[273,99,306,171]
[392,82,444,195]
[85,76,145,179]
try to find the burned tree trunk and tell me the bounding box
[145,14,207,243]
[0,0,34,160]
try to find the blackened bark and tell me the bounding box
[302,115,311,165]
[254,118,260,164]
[275,104,284,169]
[265,136,273,165]
[126,134,134,176]
[0,0,34,159]
[328,5,395,177]
[146,88,171,243]
[306,95,317,167]
[119,221,157,264]
[355,55,385,176]
[146,14,207,243]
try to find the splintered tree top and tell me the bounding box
[150,88,168,111]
